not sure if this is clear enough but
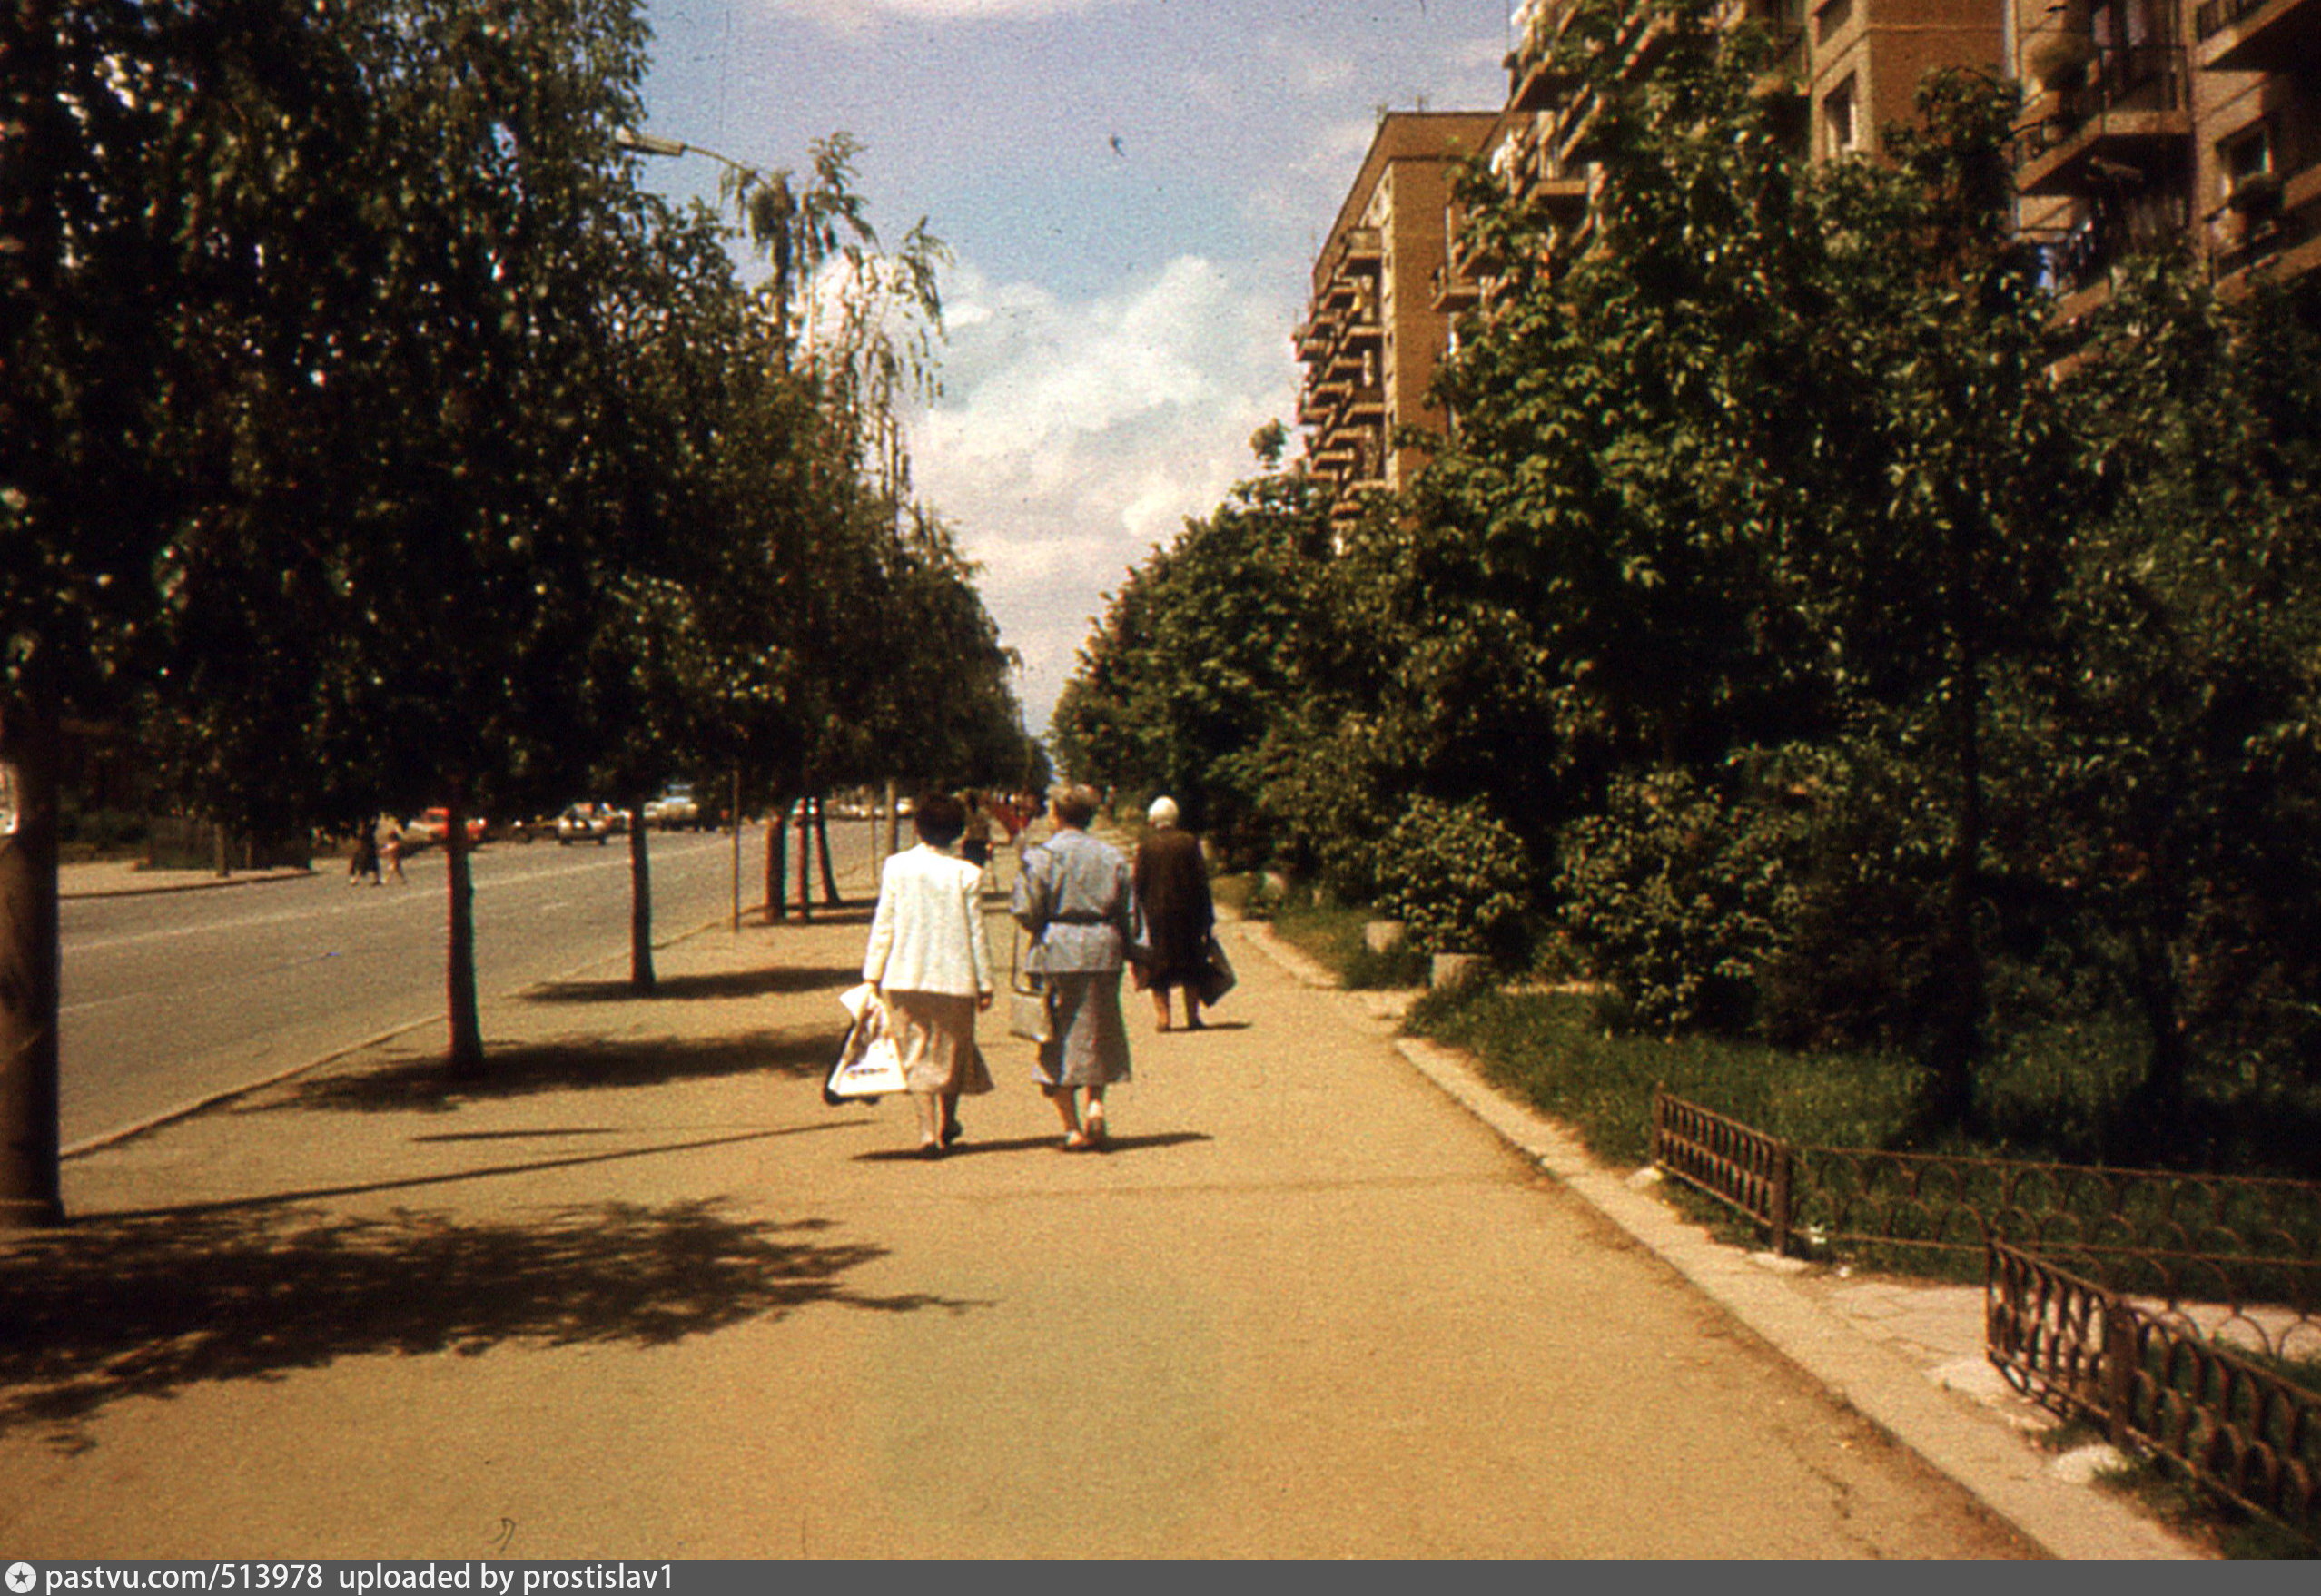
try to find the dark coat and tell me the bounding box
[1132,828,1213,989]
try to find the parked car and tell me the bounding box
[500,813,553,845]
[556,803,616,845]
[407,808,486,848]
[643,783,700,831]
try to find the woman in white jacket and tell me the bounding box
[862,793,996,1158]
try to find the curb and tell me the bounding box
[61,867,317,901]
[1231,918,2205,1562]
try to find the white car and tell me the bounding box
[643,784,700,831]
[556,803,615,845]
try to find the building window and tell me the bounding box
[2221,123,2274,202]
[1823,76,1857,158]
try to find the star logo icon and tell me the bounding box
[6,1562,35,1594]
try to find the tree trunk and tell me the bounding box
[2128,897,2192,1137]
[884,778,901,861]
[1921,581,1990,1135]
[764,804,787,925]
[443,787,484,1078]
[795,797,814,922]
[815,793,841,907]
[628,790,656,993]
[0,685,65,1227]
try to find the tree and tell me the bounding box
[2,0,356,1222]
[1392,26,2093,1125]
[1051,467,1329,864]
[2031,263,2321,1136]
[141,0,671,1077]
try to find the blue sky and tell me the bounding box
[637,0,1514,731]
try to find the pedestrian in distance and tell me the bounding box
[348,820,381,886]
[1131,794,1214,1032]
[862,792,996,1159]
[960,789,993,869]
[375,813,406,883]
[1012,783,1147,1151]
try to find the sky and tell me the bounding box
[634,0,1515,735]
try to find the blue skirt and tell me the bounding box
[1036,970,1132,1089]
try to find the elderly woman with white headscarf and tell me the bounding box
[1131,794,1215,1031]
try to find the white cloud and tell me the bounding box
[905,254,1300,734]
[1255,33,1360,97]
[771,0,1120,34]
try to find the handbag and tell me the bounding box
[1007,929,1052,1043]
[825,983,908,1104]
[1194,932,1236,1008]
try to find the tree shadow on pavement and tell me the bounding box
[525,966,861,1005]
[263,1029,844,1115]
[764,906,874,929]
[0,1197,974,1446]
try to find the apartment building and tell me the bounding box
[1307,2,2310,525]
[2012,0,2320,312]
[1296,112,1503,526]
[1442,0,2004,300]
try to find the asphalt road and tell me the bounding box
[58,820,885,1149]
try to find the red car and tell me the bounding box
[409,807,488,847]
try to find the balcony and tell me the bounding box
[2015,45,2191,199]
[1525,171,1593,226]
[2194,0,2321,71]
[2208,158,2321,289]
[1431,259,1480,313]
[1333,227,1383,274]
[1508,37,1578,113]
[2025,214,2124,300]
[1506,0,1580,112]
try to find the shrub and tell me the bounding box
[1257,710,1395,903]
[1372,795,1534,961]
[1555,765,1805,1034]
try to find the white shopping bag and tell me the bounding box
[825,983,907,1103]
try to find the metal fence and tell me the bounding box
[1651,1091,2321,1285]
[1651,1090,2321,1544]
[1990,1241,2321,1543]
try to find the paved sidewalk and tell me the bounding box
[59,858,317,899]
[0,855,2194,1557]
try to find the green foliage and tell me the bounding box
[5,0,1034,1100]
[1556,766,1805,1033]
[1372,796,1534,961]
[1036,0,2321,1158]
[1050,471,1330,863]
[1404,984,1926,1171]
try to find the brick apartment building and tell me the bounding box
[2013,0,2320,313]
[1296,0,2315,516]
[1295,111,1501,527]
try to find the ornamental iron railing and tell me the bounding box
[1653,1091,2321,1546]
[1990,1241,2321,1545]
[1652,1091,2321,1289]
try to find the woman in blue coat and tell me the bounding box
[1012,783,1147,1150]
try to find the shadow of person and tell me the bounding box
[1088,1131,1214,1154]
[852,1135,1063,1162]
[0,1197,975,1445]
[850,1130,1216,1162]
